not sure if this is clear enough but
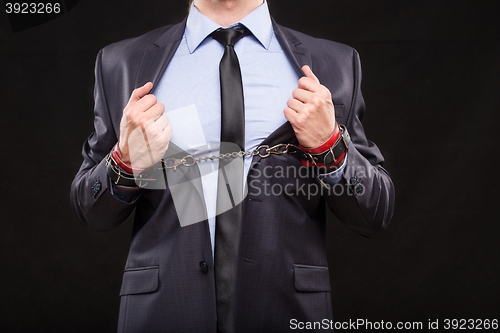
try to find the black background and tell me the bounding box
[1,0,499,331]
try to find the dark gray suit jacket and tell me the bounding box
[71,17,395,333]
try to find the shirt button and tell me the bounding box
[199,261,209,273]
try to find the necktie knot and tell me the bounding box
[211,27,247,47]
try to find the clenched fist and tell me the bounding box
[284,65,336,148]
[118,82,172,170]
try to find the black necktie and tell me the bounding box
[212,27,247,333]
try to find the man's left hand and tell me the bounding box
[284,65,336,148]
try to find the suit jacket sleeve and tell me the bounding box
[70,49,141,231]
[323,49,395,237]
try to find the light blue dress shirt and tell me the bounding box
[114,1,346,254]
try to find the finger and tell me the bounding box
[287,97,305,113]
[292,88,313,104]
[297,76,322,94]
[129,95,158,125]
[133,94,158,114]
[140,117,168,146]
[144,102,165,120]
[302,65,320,84]
[151,114,162,122]
[163,124,173,141]
[129,99,162,129]
[129,82,153,105]
[123,82,153,117]
[156,125,173,150]
[150,114,169,131]
[284,107,300,124]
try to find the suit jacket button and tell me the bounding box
[199,261,209,273]
[354,183,364,196]
[91,181,102,198]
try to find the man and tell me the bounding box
[71,0,395,332]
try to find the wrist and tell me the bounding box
[296,124,349,169]
[113,143,150,174]
[106,149,155,188]
[299,123,340,154]
[117,141,131,165]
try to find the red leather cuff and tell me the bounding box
[298,123,346,167]
[112,144,151,174]
[300,149,347,168]
[299,124,340,155]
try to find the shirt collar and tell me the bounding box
[185,0,273,54]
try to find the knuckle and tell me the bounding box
[139,115,149,126]
[305,104,314,114]
[121,109,129,121]
[326,99,334,109]
[295,117,305,127]
[156,102,165,112]
[161,131,170,143]
[159,114,169,126]
[144,94,157,104]
[165,126,173,140]
[311,96,322,107]
[128,112,140,126]
[150,94,158,104]
[132,109,144,122]
[322,87,332,99]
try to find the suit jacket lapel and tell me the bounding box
[258,20,312,149]
[272,19,312,79]
[133,19,207,199]
[135,18,187,89]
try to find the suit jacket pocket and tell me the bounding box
[334,104,345,119]
[294,264,331,292]
[119,266,159,296]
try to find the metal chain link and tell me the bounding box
[161,143,296,170]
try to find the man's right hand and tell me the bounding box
[118,82,172,170]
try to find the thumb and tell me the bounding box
[129,82,153,104]
[302,65,320,83]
